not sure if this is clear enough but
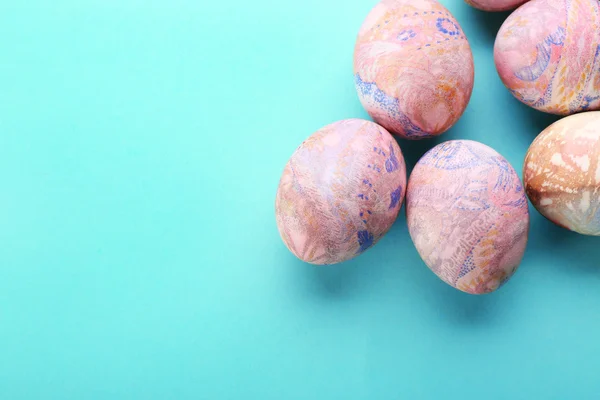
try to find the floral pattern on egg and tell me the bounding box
[407,140,529,294]
[524,112,600,235]
[494,0,600,115]
[275,119,407,265]
[354,0,474,139]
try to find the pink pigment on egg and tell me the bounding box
[406,140,529,294]
[354,0,474,139]
[275,119,407,265]
[465,0,528,12]
[494,0,600,115]
[524,112,600,236]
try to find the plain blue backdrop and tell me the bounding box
[1,0,599,398]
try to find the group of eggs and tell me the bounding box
[275,0,600,294]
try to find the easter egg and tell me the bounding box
[406,140,529,294]
[494,0,600,115]
[275,119,407,265]
[465,0,527,11]
[354,0,474,139]
[524,112,600,235]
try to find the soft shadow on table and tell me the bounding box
[288,208,514,326]
[396,136,443,175]
[294,257,368,298]
[287,211,413,300]
[506,93,562,137]
[527,210,600,276]
[429,286,504,325]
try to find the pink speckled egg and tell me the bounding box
[406,140,529,294]
[275,119,407,265]
[494,0,600,115]
[465,0,528,11]
[524,112,600,235]
[354,0,474,139]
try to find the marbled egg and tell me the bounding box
[494,0,600,115]
[465,0,528,11]
[524,112,600,235]
[354,0,474,139]
[275,119,407,265]
[406,140,529,294]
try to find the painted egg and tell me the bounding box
[465,0,528,12]
[406,140,530,294]
[524,112,600,235]
[354,0,474,139]
[275,119,407,265]
[494,0,600,115]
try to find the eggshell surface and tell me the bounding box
[275,119,407,265]
[494,0,600,115]
[406,140,529,294]
[354,0,474,139]
[524,112,600,235]
[465,0,528,11]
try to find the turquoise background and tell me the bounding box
[1,0,599,398]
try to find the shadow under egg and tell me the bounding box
[408,261,520,327]
[468,9,512,43]
[527,209,600,275]
[395,136,443,175]
[290,214,413,300]
[511,98,562,137]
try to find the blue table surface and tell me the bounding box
[1,0,599,399]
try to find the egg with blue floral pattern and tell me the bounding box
[275,119,407,265]
[494,0,600,115]
[407,140,529,294]
[354,0,474,139]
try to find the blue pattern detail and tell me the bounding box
[417,141,531,213]
[373,147,387,157]
[389,186,403,209]
[357,230,374,254]
[515,27,565,82]
[397,29,416,41]
[456,252,476,282]
[577,45,600,111]
[581,94,600,111]
[491,157,513,191]
[436,18,461,36]
[385,143,400,173]
[419,141,488,170]
[355,74,430,138]
[454,192,490,211]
